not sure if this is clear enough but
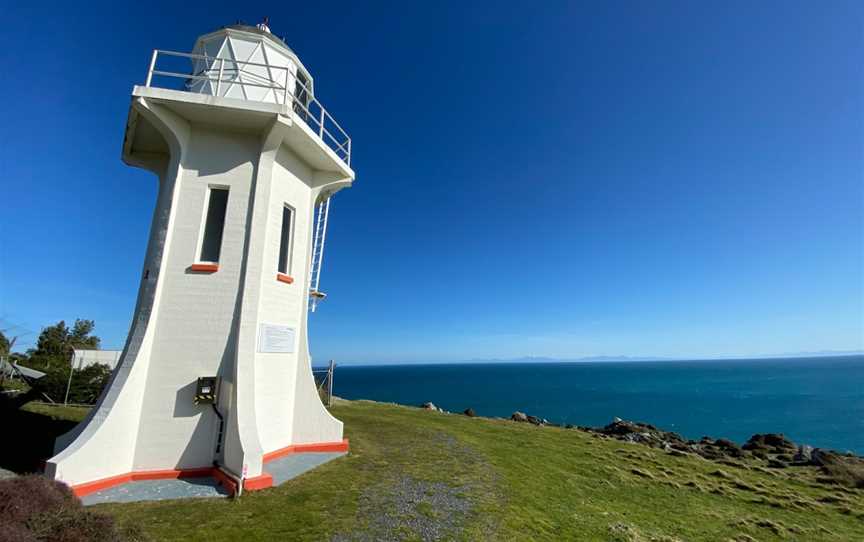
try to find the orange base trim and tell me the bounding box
[189,263,219,273]
[212,468,239,496]
[71,467,216,497]
[243,473,273,491]
[276,273,294,284]
[263,438,350,463]
[68,439,349,497]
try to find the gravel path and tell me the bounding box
[333,475,472,542]
[332,429,503,541]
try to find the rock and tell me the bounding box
[613,416,623,423]
[767,459,788,469]
[526,415,545,426]
[714,438,739,450]
[794,444,814,464]
[421,402,440,412]
[463,408,476,417]
[601,419,644,436]
[743,433,796,453]
[511,411,528,423]
[811,448,842,467]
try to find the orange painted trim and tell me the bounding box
[68,439,349,497]
[71,467,215,497]
[189,263,219,273]
[243,473,273,491]
[276,273,294,284]
[212,468,239,496]
[71,473,133,497]
[263,438,350,463]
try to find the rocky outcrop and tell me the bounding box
[742,434,797,454]
[510,411,548,425]
[583,417,863,487]
[585,419,741,461]
[422,401,864,489]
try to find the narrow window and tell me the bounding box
[200,188,229,263]
[278,206,293,275]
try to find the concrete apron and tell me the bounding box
[81,451,346,505]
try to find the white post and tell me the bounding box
[319,108,325,137]
[347,139,352,166]
[63,357,75,405]
[145,50,158,87]
[283,68,290,107]
[216,58,224,96]
[327,360,335,407]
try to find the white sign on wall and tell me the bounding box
[257,323,296,353]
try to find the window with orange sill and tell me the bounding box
[276,205,294,284]
[191,187,229,272]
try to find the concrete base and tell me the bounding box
[82,477,229,505]
[81,450,346,506]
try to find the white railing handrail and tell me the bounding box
[144,49,351,167]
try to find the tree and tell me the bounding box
[35,363,112,404]
[0,330,9,358]
[27,319,101,371]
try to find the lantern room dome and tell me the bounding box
[188,23,314,104]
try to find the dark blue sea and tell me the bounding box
[334,356,864,454]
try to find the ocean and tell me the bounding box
[333,356,864,454]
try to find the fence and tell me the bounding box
[145,49,352,166]
[313,360,336,407]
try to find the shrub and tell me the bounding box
[33,363,112,404]
[0,475,147,541]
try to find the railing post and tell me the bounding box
[347,139,352,166]
[145,50,158,87]
[63,358,74,406]
[319,108,325,137]
[284,68,290,107]
[327,360,335,407]
[216,58,224,96]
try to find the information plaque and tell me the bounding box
[257,323,296,353]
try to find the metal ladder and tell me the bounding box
[309,196,331,312]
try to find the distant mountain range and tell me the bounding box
[334,351,864,367]
[466,351,864,364]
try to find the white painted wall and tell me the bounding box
[48,86,350,489]
[132,126,257,471]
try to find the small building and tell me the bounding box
[70,350,122,371]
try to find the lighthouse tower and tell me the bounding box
[46,22,354,495]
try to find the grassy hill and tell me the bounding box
[88,400,864,541]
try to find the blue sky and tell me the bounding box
[1,1,862,363]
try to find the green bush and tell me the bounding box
[0,475,147,541]
[34,363,112,404]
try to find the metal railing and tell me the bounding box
[145,49,352,166]
[312,360,336,407]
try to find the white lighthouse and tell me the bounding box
[46,22,354,496]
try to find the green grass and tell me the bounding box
[21,402,90,422]
[0,402,90,474]
[94,400,864,541]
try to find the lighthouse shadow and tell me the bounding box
[0,405,79,475]
[172,381,200,418]
[172,380,221,469]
